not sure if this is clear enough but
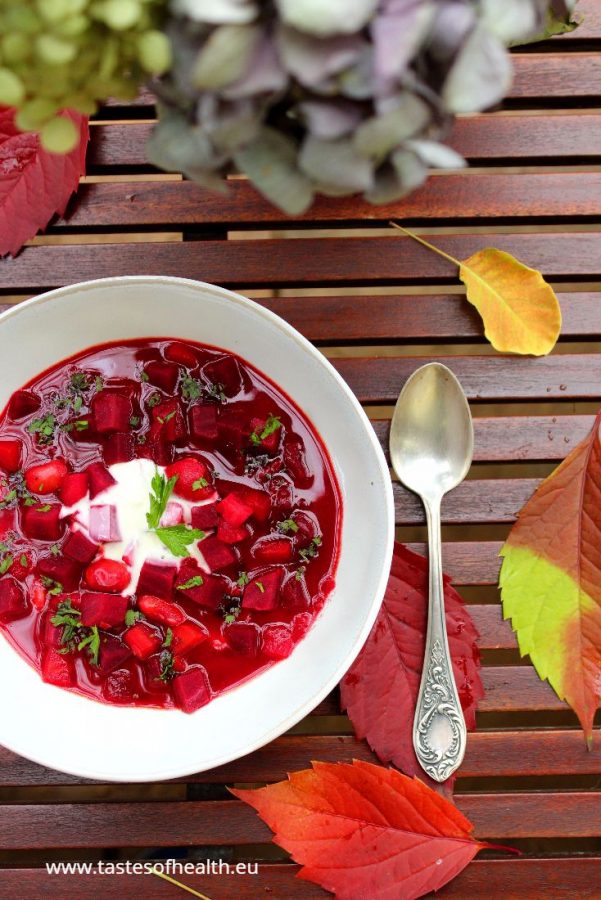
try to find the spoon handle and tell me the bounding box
[413,499,467,783]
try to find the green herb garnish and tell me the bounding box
[37,504,51,513]
[146,469,178,530]
[155,525,205,558]
[180,373,202,402]
[125,609,143,627]
[177,575,204,590]
[157,409,176,425]
[205,382,226,403]
[77,626,100,666]
[147,393,161,408]
[129,416,141,428]
[19,554,27,567]
[255,580,265,593]
[237,572,250,587]
[299,535,322,562]
[28,413,56,444]
[50,543,61,557]
[158,650,175,681]
[41,575,63,595]
[95,375,104,392]
[277,518,299,534]
[140,371,149,383]
[0,554,13,575]
[163,628,173,648]
[250,414,282,447]
[192,477,208,491]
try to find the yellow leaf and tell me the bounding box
[460,248,561,356]
[389,222,562,356]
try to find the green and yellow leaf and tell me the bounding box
[499,412,601,742]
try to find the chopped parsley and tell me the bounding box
[163,628,173,648]
[77,626,101,666]
[277,518,299,534]
[205,382,226,403]
[69,372,90,393]
[180,373,202,402]
[0,554,13,575]
[37,504,51,513]
[236,572,250,587]
[299,535,322,562]
[295,567,306,581]
[19,553,27,567]
[40,575,63,595]
[146,470,205,556]
[250,414,282,447]
[129,416,141,428]
[125,609,143,627]
[0,472,35,510]
[192,477,208,491]
[50,543,61,557]
[177,574,204,590]
[147,392,161,408]
[221,596,241,624]
[158,650,175,681]
[255,580,265,593]
[28,413,56,444]
[95,375,104,392]
[157,409,176,425]
[140,371,149,383]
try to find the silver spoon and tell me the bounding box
[389,362,474,783]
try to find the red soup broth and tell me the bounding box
[0,339,341,713]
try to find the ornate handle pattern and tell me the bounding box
[413,500,466,783]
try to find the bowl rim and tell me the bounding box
[0,275,395,782]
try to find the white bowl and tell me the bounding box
[0,277,394,782]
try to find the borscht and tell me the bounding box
[0,339,341,713]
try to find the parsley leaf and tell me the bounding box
[158,650,175,681]
[155,525,205,558]
[0,554,13,575]
[180,373,202,402]
[28,413,56,445]
[237,572,250,587]
[277,518,299,534]
[77,626,100,666]
[250,414,282,447]
[146,469,178,530]
[299,535,322,561]
[163,627,173,648]
[177,574,204,590]
[205,382,226,403]
[255,580,265,593]
[125,609,143,627]
[192,477,208,491]
[41,575,63,595]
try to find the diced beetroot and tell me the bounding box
[242,568,284,611]
[262,623,294,660]
[191,503,219,531]
[291,510,320,546]
[176,571,226,610]
[98,634,132,674]
[138,594,186,627]
[281,570,312,609]
[217,492,253,526]
[103,432,135,466]
[172,621,209,656]
[252,535,294,564]
[25,458,68,495]
[268,476,294,511]
[217,407,248,449]
[63,529,99,565]
[80,592,128,628]
[8,389,40,420]
[0,439,22,473]
[165,457,213,501]
[144,360,180,393]
[249,415,282,453]
[59,472,88,507]
[41,648,74,687]
[136,560,176,599]
[9,550,33,581]
[203,355,245,397]
[36,555,82,592]
[21,504,63,541]
[30,576,47,611]
[292,611,313,640]
[199,535,237,571]
[217,520,249,545]
[41,612,63,648]
[91,392,132,434]
[173,665,212,713]
[124,622,162,659]
[225,621,261,657]
[89,505,121,543]
[87,462,116,498]
[150,398,187,445]
[189,404,218,444]
[284,435,313,487]
[236,486,271,522]
[159,502,184,527]
[164,341,198,369]
[103,669,135,703]
[0,508,15,539]
[85,559,130,593]
[0,576,28,621]
[138,437,174,467]
[144,652,172,691]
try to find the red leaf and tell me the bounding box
[0,108,88,257]
[232,759,488,899]
[341,543,484,791]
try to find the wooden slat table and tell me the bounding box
[1,9,601,897]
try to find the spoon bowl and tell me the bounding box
[390,363,473,502]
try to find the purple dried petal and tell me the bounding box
[299,135,374,192]
[298,100,363,139]
[443,22,513,113]
[371,1,435,86]
[233,126,314,214]
[223,32,288,98]
[276,0,378,37]
[428,1,476,62]
[277,24,366,88]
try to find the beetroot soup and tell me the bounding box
[0,339,341,713]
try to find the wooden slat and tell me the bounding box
[510,53,601,97]
[408,541,504,585]
[98,54,601,113]
[259,292,601,342]
[373,415,593,462]
[87,115,601,169]
[3,234,601,291]
[395,478,538,525]
[314,666,567,717]
[2,792,599,848]
[336,355,601,403]
[56,172,601,228]
[0,728,596,787]
[3,859,601,899]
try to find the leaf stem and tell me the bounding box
[388,221,461,270]
[150,867,212,900]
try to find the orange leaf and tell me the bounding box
[232,759,488,899]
